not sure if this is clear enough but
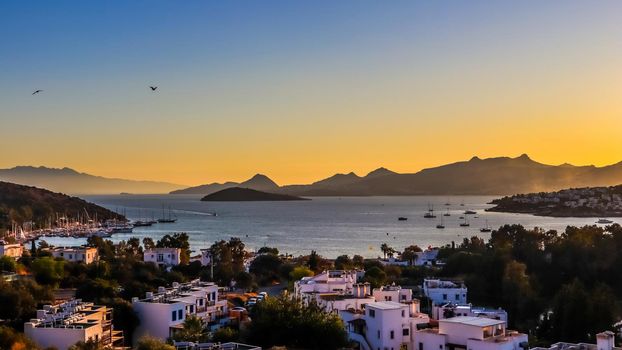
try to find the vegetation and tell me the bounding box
[248,294,348,349]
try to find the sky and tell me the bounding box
[1,1,621,186]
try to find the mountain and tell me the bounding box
[279,155,622,196]
[200,187,308,202]
[174,155,622,196]
[171,174,279,195]
[0,181,124,230]
[0,166,184,195]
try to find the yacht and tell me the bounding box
[424,203,436,218]
[436,216,445,229]
[596,218,614,224]
[480,220,492,232]
[459,217,470,227]
[158,205,177,223]
[443,209,451,217]
[464,210,477,215]
[398,217,408,221]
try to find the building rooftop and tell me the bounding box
[441,316,505,327]
[367,301,405,310]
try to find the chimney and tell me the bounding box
[596,331,615,350]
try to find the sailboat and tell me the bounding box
[480,220,492,232]
[158,205,177,223]
[443,208,451,217]
[436,216,445,229]
[459,216,470,227]
[424,203,436,218]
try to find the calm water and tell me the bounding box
[40,195,617,258]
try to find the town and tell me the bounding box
[2,222,622,350]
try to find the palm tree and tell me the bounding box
[380,243,391,259]
[171,315,207,343]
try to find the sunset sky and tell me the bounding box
[1,1,621,186]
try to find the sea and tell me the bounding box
[38,195,618,258]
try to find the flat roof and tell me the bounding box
[367,301,405,310]
[440,316,505,327]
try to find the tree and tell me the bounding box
[212,327,239,343]
[0,255,17,272]
[156,233,191,264]
[352,255,365,269]
[257,246,279,255]
[170,315,207,343]
[0,326,41,350]
[134,336,175,350]
[289,266,314,282]
[142,237,155,250]
[31,257,64,286]
[69,339,105,350]
[248,294,348,349]
[363,266,387,288]
[334,255,353,270]
[249,254,282,286]
[401,245,422,266]
[308,250,319,271]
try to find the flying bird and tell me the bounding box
[32,90,43,95]
[149,86,158,91]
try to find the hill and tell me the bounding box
[0,166,184,195]
[0,181,124,230]
[200,187,308,202]
[171,173,279,195]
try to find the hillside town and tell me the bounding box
[488,185,622,217]
[2,224,622,350]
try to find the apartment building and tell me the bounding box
[132,280,228,344]
[144,247,182,266]
[294,270,364,298]
[49,246,99,264]
[24,299,124,350]
[531,331,620,350]
[0,240,24,259]
[422,279,468,305]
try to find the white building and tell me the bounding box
[24,299,124,350]
[49,246,99,264]
[414,248,440,266]
[531,331,620,350]
[0,240,24,259]
[413,316,528,350]
[132,280,228,344]
[341,301,430,350]
[423,279,467,305]
[373,284,413,303]
[294,270,364,298]
[310,283,375,314]
[432,303,508,322]
[144,247,182,266]
[173,341,261,350]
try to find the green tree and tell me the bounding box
[69,339,105,350]
[212,327,239,343]
[401,245,422,266]
[0,255,17,272]
[334,255,353,270]
[134,336,175,350]
[170,315,207,343]
[31,257,64,286]
[289,266,314,281]
[248,294,348,349]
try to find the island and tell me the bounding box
[487,185,622,217]
[200,187,310,202]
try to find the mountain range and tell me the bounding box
[4,154,622,196]
[0,166,184,195]
[173,154,622,196]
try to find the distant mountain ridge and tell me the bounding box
[170,173,279,194]
[200,187,308,202]
[0,166,184,195]
[173,154,622,196]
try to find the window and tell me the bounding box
[369,309,376,317]
[442,293,447,300]
[402,329,409,336]
[390,330,394,339]
[439,345,443,349]
[189,305,194,313]
[419,343,423,350]
[401,310,405,317]
[377,330,380,339]
[178,309,183,320]
[69,254,73,259]
[157,254,164,262]
[172,311,177,321]
[199,299,204,306]
[455,294,459,300]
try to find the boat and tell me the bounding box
[398,217,408,221]
[459,216,465,219]
[444,199,451,206]
[480,220,492,232]
[596,218,614,224]
[436,216,445,229]
[132,220,153,227]
[443,209,451,217]
[424,203,436,218]
[158,205,177,223]
[460,217,470,227]
[464,210,477,215]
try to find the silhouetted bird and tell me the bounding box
[32,90,43,95]
[149,86,157,91]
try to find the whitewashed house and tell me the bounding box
[144,247,182,266]
[24,299,124,350]
[132,280,228,344]
[0,240,24,259]
[373,284,413,303]
[294,270,364,298]
[312,283,376,313]
[341,301,430,350]
[432,303,508,322]
[423,279,467,305]
[49,246,99,264]
[413,316,528,350]
[531,331,620,350]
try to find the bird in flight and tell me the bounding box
[32,90,43,95]
[149,86,158,91]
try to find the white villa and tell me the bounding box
[49,246,99,264]
[132,280,228,344]
[413,316,528,350]
[341,301,430,350]
[24,299,124,350]
[0,240,24,259]
[432,303,508,322]
[531,331,620,350]
[144,247,182,266]
[373,284,414,303]
[173,341,261,350]
[294,270,365,298]
[423,279,468,305]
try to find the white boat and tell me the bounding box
[596,218,614,224]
